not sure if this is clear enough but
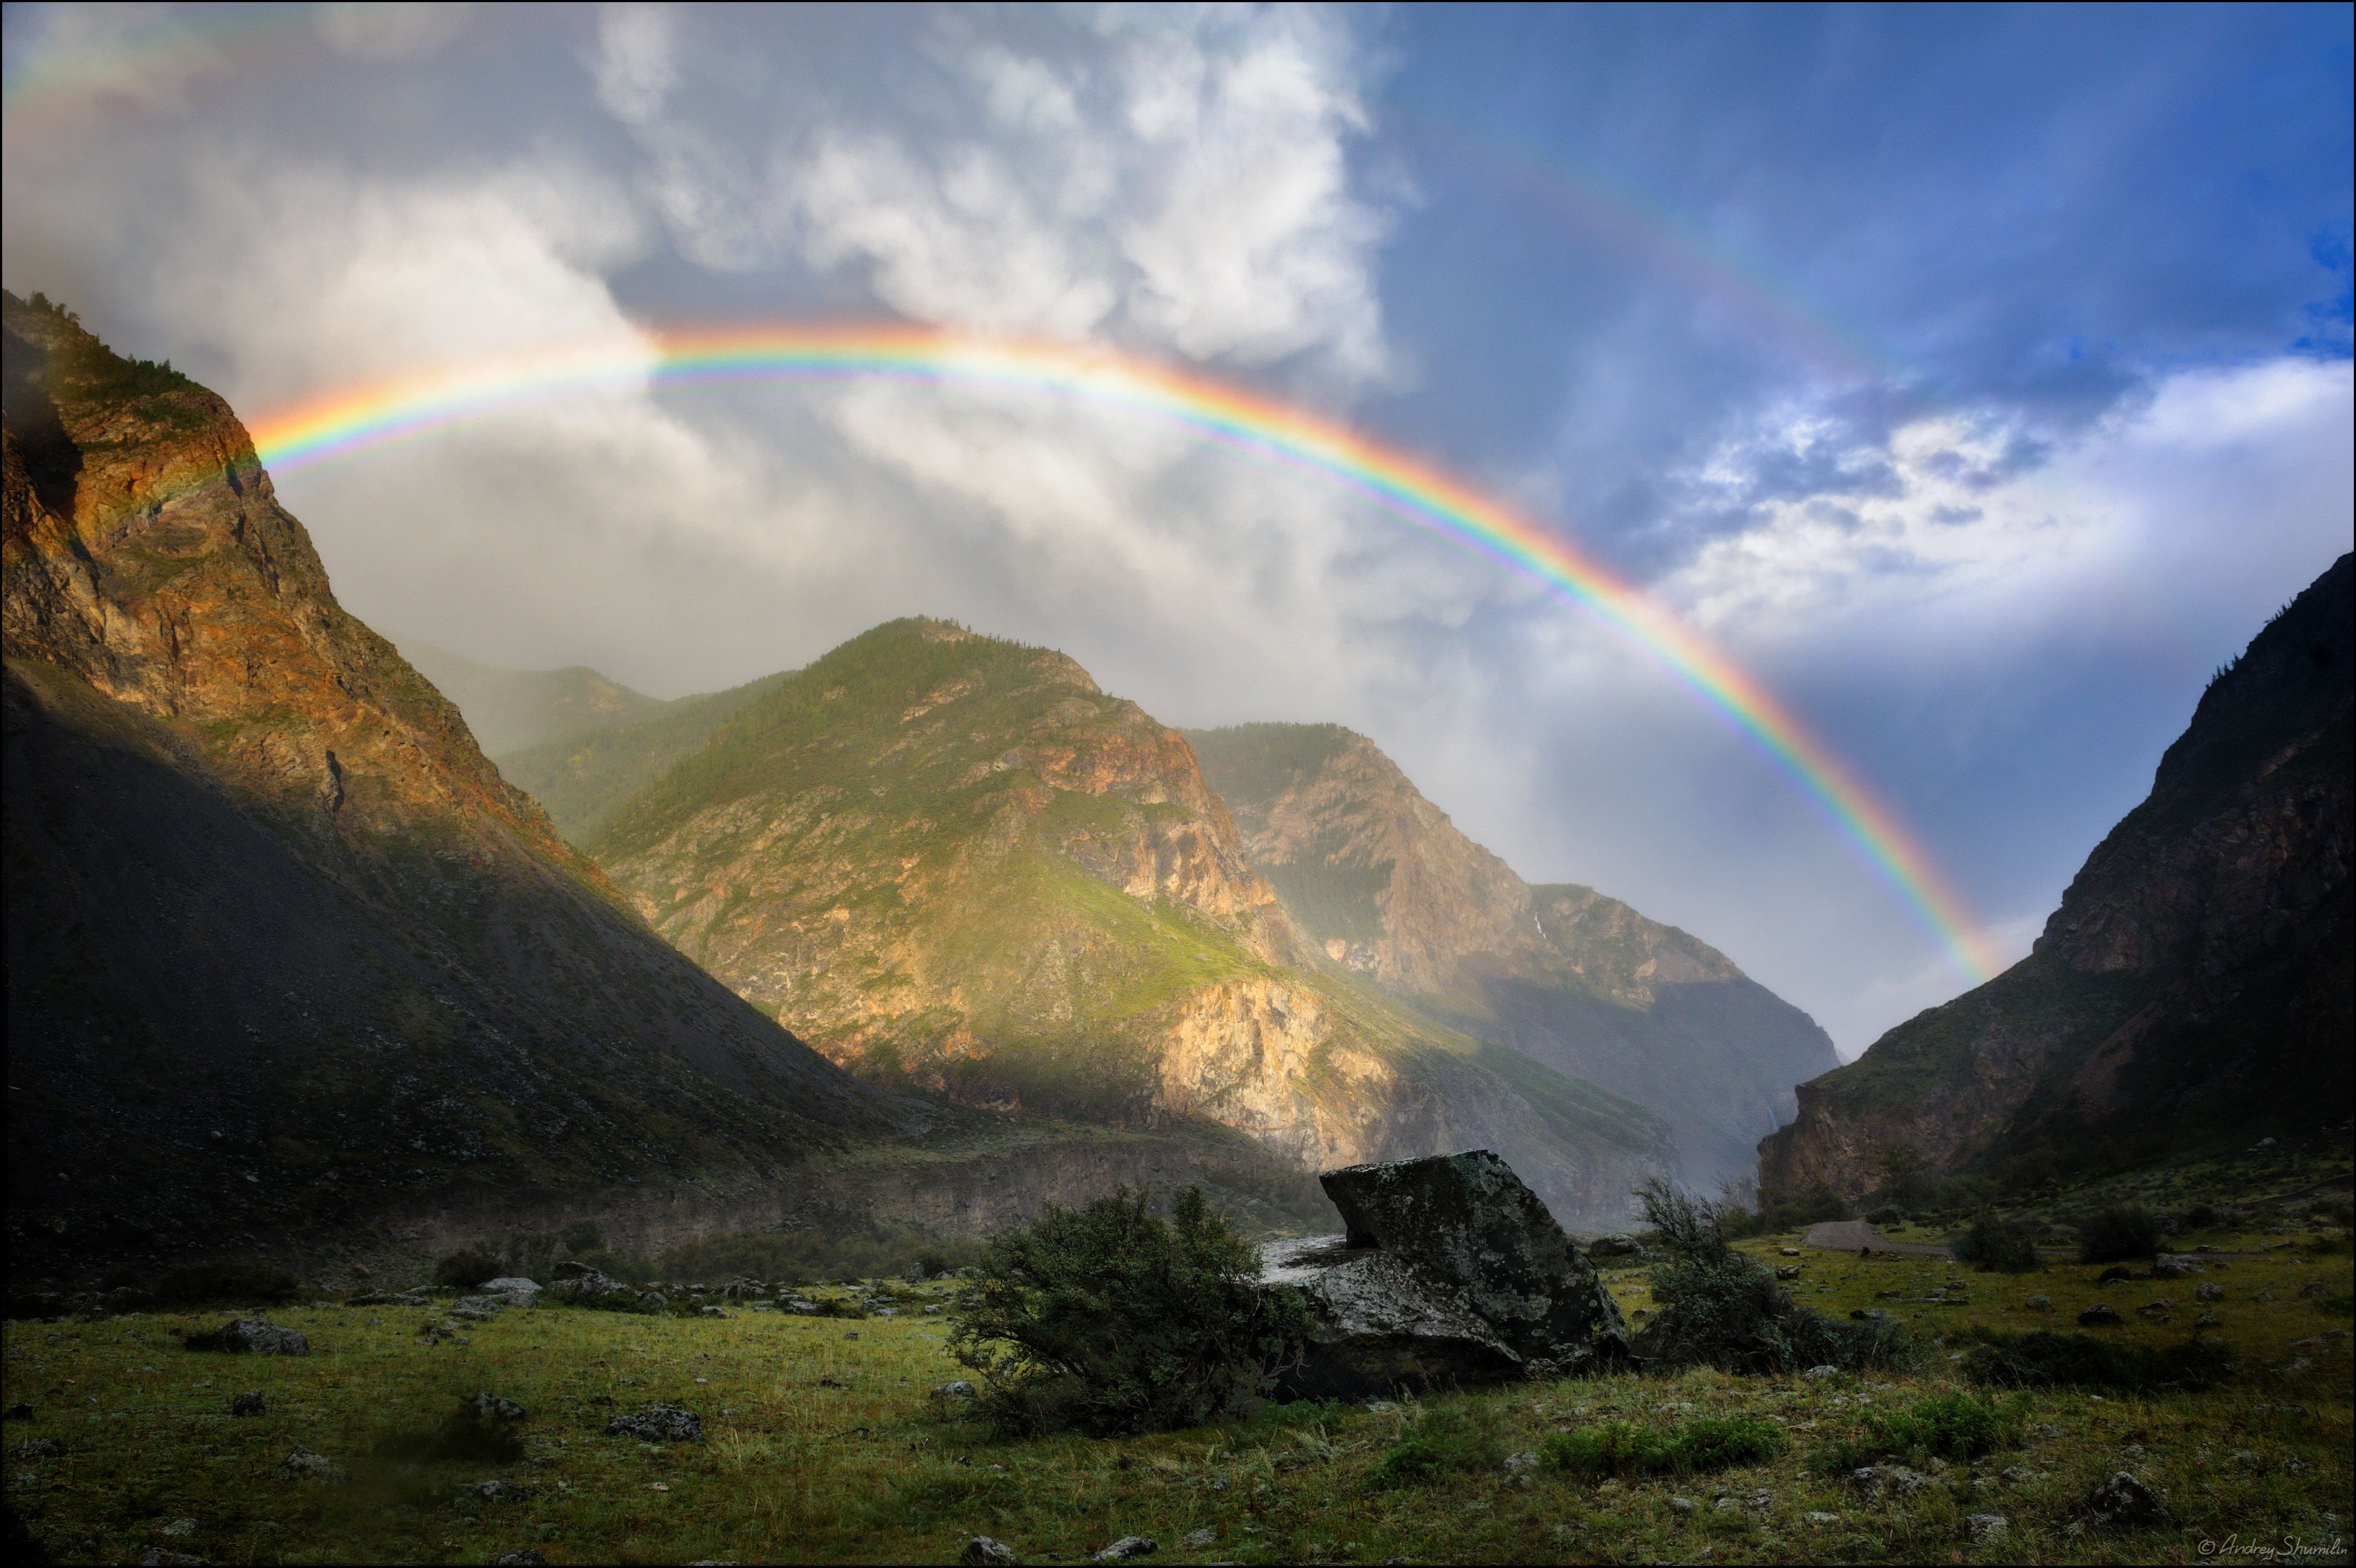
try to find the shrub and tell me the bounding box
[1958,1329,2233,1392]
[432,1249,504,1290]
[1757,1183,1848,1233]
[914,1250,953,1281]
[147,1257,301,1308]
[1864,1206,1904,1228]
[1369,1408,1502,1487]
[2077,1205,2164,1263]
[1816,1391,2018,1472]
[1949,1217,2040,1273]
[1541,1416,1785,1479]
[947,1185,1311,1437]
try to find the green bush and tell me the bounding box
[147,1257,301,1308]
[1958,1329,2233,1392]
[432,1249,504,1290]
[1864,1206,1904,1228]
[1757,1182,1848,1233]
[1541,1416,1785,1478]
[1816,1391,2018,1472]
[1949,1217,2040,1273]
[1369,1408,1504,1487]
[2077,1205,2164,1263]
[946,1185,1310,1437]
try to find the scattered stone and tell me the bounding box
[478,1278,542,1308]
[2149,1257,2199,1281]
[1261,1151,1629,1397]
[458,1479,539,1502]
[2285,1458,2314,1474]
[642,1291,669,1310]
[843,1331,860,1342]
[1967,1514,2009,1543]
[1586,1235,1641,1259]
[277,1448,342,1482]
[959,1539,1017,1567]
[469,1392,526,1422]
[2196,1283,2224,1302]
[1801,1365,1841,1380]
[2077,1304,2123,1327]
[490,1552,548,1567]
[605,1404,702,1443]
[2273,1357,2312,1377]
[1668,1497,1696,1516]
[2081,1471,2169,1529]
[1778,1246,1802,1258]
[161,1519,196,1537]
[2136,1302,2175,1320]
[2026,1423,2061,1440]
[2096,1265,2132,1285]
[1714,1497,1741,1513]
[2230,1450,2264,1468]
[2257,1289,2277,1303]
[1851,1465,1929,1501]
[781,1298,820,1315]
[1094,1538,1156,1562]
[1774,1265,1803,1281]
[1365,1400,1400,1413]
[10,1440,61,1460]
[136,1551,207,1567]
[189,1318,309,1355]
[2023,1295,2052,1311]
[1179,1529,1217,1549]
[347,1291,429,1307]
[2297,1281,2329,1299]
[2195,1310,2223,1329]
[449,1297,505,1322]
[930,1381,977,1402]
[1504,1450,1539,1477]
[230,1392,265,1418]
[1804,1511,1840,1526]
[700,1307,730,1318]
[2000,1466,2037,1483]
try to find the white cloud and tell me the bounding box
[315,3,473,62]
[591,4,677,126]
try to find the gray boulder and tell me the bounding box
[960,1540,1017,1567]
[347,1291,429,1307]
[277,1447,341,1481]
[2077,1304,2123,1327]
[2082,1471,2169,1529]
[192,1319,309,1355]
[449,1296,505,1321]
[230,1392,265,1418]
[468,1392,526,1422]
[605,1403,702,1442]
[1260,1151,1628,1397]
[478,1278,542,1308]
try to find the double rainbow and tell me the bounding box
[246,325,2000,984]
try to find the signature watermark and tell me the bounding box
[2198,1533,2349,1561]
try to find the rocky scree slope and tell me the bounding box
[1,291,900,1271]
[1189,723,1838,1186]
[1760,552,2354,1199]
[581,618,1674,1226]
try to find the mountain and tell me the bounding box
[395,638,665,754]
[1188,724,1841,1185]
[1,290,902,1271]
[576,617,1676,1225]
[1760,553,2354,1198]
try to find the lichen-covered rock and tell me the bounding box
[478,1278,542,1308]
[1262,1151,1627,1397]
[605,1404,701,1442]
[959,1539,1017,1567]
[229,1392,265,1417]
[191,1319,309,1355]
[2078,1304,2123,1327]
[277,1447,341,1481]
[2081,1471,2169,1529]
[468,1392,526,1422]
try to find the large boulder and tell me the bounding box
[1262,1151,1628,1397]
[187,1318,309,1355]
[478,1278,542,1308]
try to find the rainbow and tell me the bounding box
[245,325,2000,984]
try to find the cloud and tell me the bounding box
[315,3,473,63]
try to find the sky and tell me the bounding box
[4,2,2350,1055]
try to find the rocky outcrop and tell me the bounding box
[1761,553,2354,1197]
[1,290,902,1273]
[1189,724,1839,1185]
[578,618,1673,1227]
[1262,1151,1627,1397]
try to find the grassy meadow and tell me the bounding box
[4,1230,2350,1565]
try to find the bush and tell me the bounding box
[1949,1217,2040,1273]
[2077,1205,2164,1263]
[1757,1183,1848,1233]
[1958,1329,2233,1392]
[1369,1407,1503,1487]
[1865,1206,1904,1228]
[147,1257,301,1309]
[1542,1416,1785,1479]
[913,1250,953,1281]
[947,1186,1311,1437]
[1634,1184,1909,1375]
[1817,1391,2018,1471]
[433,1249,504,1290]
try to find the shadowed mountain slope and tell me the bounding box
[1,290,904,1271]
[571,618,1675,1226]
[1187,723,1840,1187]
[1760,552,2354,1198]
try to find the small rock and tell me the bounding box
[2285,1458,2313,1474]
[2297,1281,2328,1299]
[1503,1450,1539,1475]
[347,1291,429,1307]
[136,1552,207,1567]
[230,1392,265,1418]
[1179,1529,1217,1549]
[459,1479,539,1501]
[931,1380,977,1401]
[2082,1471,2169,1529]
[490,1552,548,1567]
[1094,1538,1156,1562]
[1967,1514,2008,1542]
[843,1331,860,1341]
[478,1278,543,1308]
[450,1296,505,1321]
[2023,1294,2052,1310]
[1778,1246,1802,1257]
[2195,1310,2222,1329]
[1714,1496,1740,1513]
[1804,1511,1840,1526]
[2257,1289,2278,1303]
[1774,1265,1803,1281]
[960,1540,1018,1567]
[2097,1265,2133,1284]
[192,1318,309,1355]
[2077,1304,2123,1327]
[1801,1364,1840,1379]
[700,1306,730,1318]
[469,1392,527,1422]
[1668,1496,1696,1515]
[604,1404,703,1443]
[2026,1423,2061,1440]
[1852,1464,1929,1501]
[10,1439,62,1461]
[277,1448,341,1482]
[2196,1283,2224,1302]
[2136,1301,2174,1320]
[1365,1399,1399,1413]
[160,1519,197,1537]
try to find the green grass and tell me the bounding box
[6,1235,2348,1564]
[1541,1415,1785,1477]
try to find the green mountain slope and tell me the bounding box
[1187,723,1841,1186]
[394,640,665,754]
[1760,552,2354,1197]
[577,618,1675,1225]
[2,290,905,1273]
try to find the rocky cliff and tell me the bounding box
[1,290,902,1270]
[1189,724,1840,1185]
[582,620,1675,1226]
[1760,553,2354,1198]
